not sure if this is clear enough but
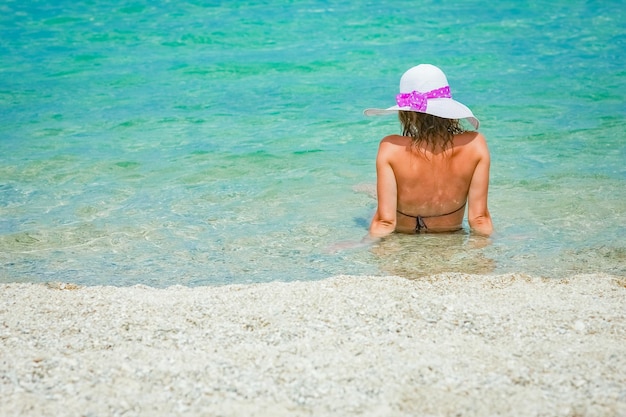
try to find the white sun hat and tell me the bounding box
[363,64,480,129]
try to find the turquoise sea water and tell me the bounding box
[1,1,625,286]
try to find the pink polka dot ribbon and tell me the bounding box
[395,86,451,112]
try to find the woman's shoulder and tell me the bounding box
[380,134,411,146]
[453,131,490,162]
[376,135,412,163]
[455,131,488,150]
[376,135,409,152]
[455,130,486,142]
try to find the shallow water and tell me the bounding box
[1,0,625,286]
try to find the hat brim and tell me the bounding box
[364,98,480,130]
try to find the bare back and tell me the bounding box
[369,131,493,236]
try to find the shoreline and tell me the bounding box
[1,273,625,416]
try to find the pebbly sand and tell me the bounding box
[1,273,625,417]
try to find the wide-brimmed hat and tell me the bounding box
[363,64,480,129]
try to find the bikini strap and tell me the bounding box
[396,201,466,220]
[421,201,466,219]
[397,201,466,233]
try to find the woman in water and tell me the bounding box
[364,64,493,239]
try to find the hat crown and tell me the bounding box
[399,64,449,94]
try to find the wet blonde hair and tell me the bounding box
[399,111,464,151]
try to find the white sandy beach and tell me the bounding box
[1,273,625,417]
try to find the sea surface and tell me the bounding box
[1,0,624,286]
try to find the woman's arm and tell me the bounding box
[467,134,493,236]
[369,139,398,238]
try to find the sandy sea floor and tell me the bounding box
[1,273,625,417]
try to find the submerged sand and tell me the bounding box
[1,273,625,416]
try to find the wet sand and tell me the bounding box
[1,273,625,416]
